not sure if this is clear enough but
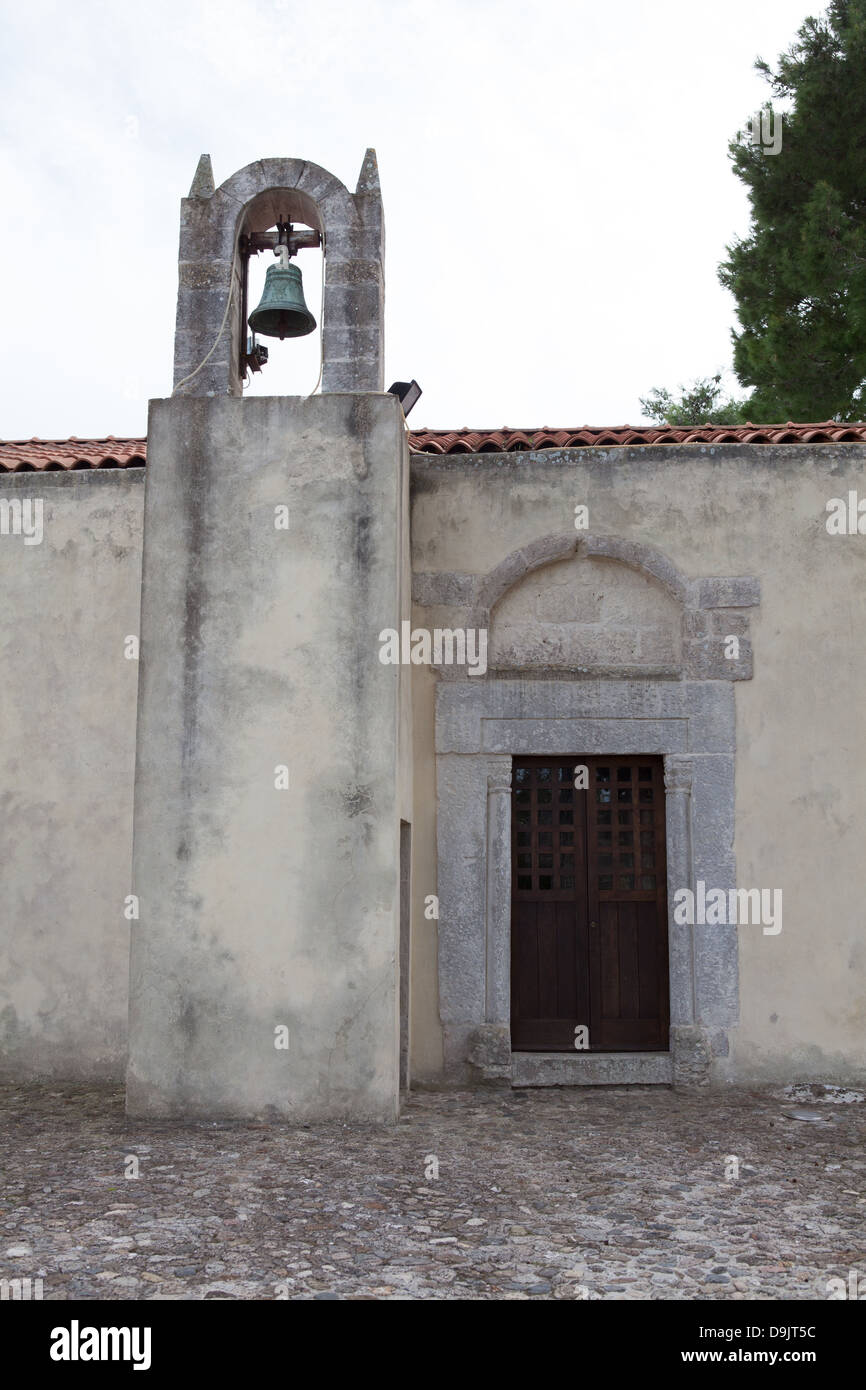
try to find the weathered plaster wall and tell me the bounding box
[128,394,408,1120]
[3,440,864,1092]
[0,470,144,1079]
[410,444,866,1085]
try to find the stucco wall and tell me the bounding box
[409,444,866,1085]
[0,469,144,1079]
[4,440,864,1092]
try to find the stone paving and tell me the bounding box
[1,1082,864,1300]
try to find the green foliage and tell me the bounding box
[719,0,866,421]
[639,375,750,427]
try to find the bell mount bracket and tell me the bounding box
[239,217,323,379]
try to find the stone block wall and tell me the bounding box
[127,393,409,1120]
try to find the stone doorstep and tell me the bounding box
[511,1052,673,1088]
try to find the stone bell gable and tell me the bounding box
[175,151,384,397]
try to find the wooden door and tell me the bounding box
[510,755,669,1052]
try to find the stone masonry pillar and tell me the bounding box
[664,753,710,1084]
[467,758,512,1083]
[127,394,408,1121]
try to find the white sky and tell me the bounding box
[0,0,814,437]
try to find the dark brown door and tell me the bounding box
[511,756,669,1052]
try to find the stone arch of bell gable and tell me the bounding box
[173,153,384,398]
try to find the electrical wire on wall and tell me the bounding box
[306,242,326,398]
[171,239,239,397]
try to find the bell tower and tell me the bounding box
[172,150,385,397]
[127,154,410,1123]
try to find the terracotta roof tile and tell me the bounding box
[0,437,147,471]
[2,421,865,471]
[408,422,866,452]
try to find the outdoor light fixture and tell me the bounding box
[245,337,268,373]
[387,379,422,416]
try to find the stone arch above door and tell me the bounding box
[414,531,759,681]
[490,549,683,676]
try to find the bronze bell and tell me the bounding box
[248,256,316,340]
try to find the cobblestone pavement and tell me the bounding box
[1,1083,864,1300]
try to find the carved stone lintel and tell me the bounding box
[664,753,695,794]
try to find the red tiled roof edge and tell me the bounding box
[2,422,866,470]
[409,422,866,453]
[0,437,147,471]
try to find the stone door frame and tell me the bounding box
[427,535,759,1086]
[436,679,740,1085]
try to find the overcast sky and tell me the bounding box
[0,0,816,438]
